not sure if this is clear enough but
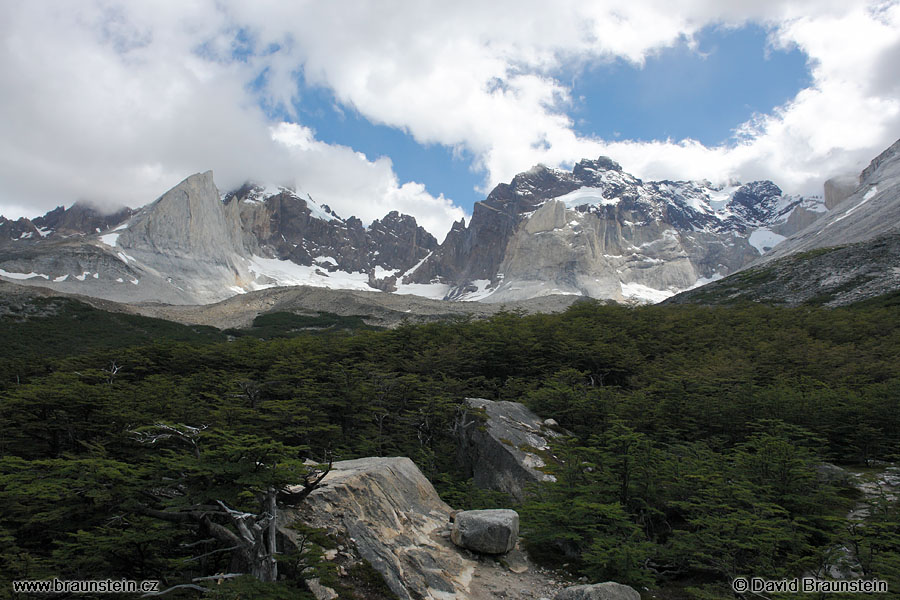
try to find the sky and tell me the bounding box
[1,1,899,241]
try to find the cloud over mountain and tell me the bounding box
[1,1,898,239]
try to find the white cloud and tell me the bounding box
[1,0,898,240]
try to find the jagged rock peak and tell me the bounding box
[117,170,244,260]
[575,156,623,174]
[0,201,134,243]
[729,180,785,224]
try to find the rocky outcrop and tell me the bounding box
[33,203,134,238]
[555,582,641,600]
[814,463,852,485]
[457,398,561,501]
[824,175,859,210]
[226,185,370,270]
[281,456,569,600]
[282,457,466,600]
[409,164,579,286]
[225,184,436,278]
[0,202,133,244]
[0,216,41,243]
[368,211,438,271]
[451,509,519,554]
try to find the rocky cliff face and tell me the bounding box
[33,203,135,238]
[0,202,134,244]
[224,184,437,291]
[408,157,827,303]
[112,171,254,303]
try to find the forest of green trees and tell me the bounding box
[1,296,898,598]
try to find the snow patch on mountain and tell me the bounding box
[553,187,620,208]
[621,282,675,303]
[374,265,400,279]
[393,280,451,300]
[243,184,338,223]
[247,255,374,292]
[0,268,49,280]
[749,229,786,254]
[100,232,120,246]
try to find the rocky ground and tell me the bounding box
[815,462,900,580]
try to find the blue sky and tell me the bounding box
[1,1,898,238]
[568,25,812,146]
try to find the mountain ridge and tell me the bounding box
[0,149,863,306]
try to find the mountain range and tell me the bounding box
[1,138,898,307]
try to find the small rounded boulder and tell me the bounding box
[450,509,519,555]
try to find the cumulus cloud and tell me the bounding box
[1,0,898,238]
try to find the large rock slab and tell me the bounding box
[451,509,519,554]
[555,582,641,600]
[281,457,463,600]
[457,398,561,501]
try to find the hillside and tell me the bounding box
[667,232,900,306]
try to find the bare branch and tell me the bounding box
[142,584,209,597]
[130,424,208,459]
[215,500,255,520]
[180,538,217,549]
[180,545,240,563]
[192,573,244,582]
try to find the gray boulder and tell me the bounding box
[814,462,852,485]
[457,398,561,501]
[555,582,641,600]
[451,509,519,554]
